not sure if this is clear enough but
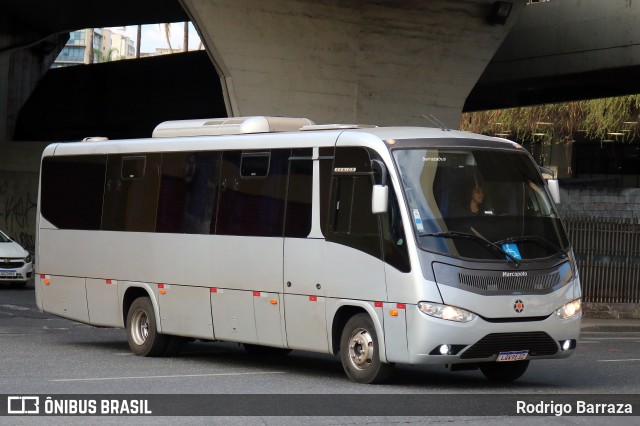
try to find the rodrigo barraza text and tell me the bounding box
[516,400,632,416]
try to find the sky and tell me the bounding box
[116,22,203,53]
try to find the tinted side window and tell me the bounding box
[102,154,160,232]
[156,151,220,234]
[319,147,334,236]
[327,147,381,259]
[41,155,106,230]
[381,185,411,272]
[216,149,289,237]
[285,148,313,238]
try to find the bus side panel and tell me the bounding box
[86,278,120,327]
[382,302,410,363]
[284,294,329,352]
[253,292,286,348]
[323,242,387,301]
[40,276,89,323]
[210,289,258,344]
[158,284,214,340]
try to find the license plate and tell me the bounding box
[497,350,529,362]
[0,270,17,278]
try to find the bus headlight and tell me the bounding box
[556,298,581,319]
[418,302,477,323]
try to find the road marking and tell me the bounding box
[0,304,31,311]
[598,359,640,363]
[50,371,286,382]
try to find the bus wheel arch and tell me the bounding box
[122,287,167,357]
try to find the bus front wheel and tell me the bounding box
[339,313,391,384]
[126,297,167,357]
[479,360,529,382]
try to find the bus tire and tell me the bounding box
[340,313,391,384]
[243,343,292,357]
[479,360,529,382]
[126,297,167,357]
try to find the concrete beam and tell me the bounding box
[182,0,525,128]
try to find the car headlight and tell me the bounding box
[418,302,477,323]
[24,254,32,263]
[556,298,581,319]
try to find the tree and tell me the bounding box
[183,22,189,52]
[136,25,142,58]
[85,28,95,64]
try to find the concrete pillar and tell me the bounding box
[0,13,66,141]
[183,0,525,128]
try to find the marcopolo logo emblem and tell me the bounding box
[513,299,525,314]
[7,396,40,414]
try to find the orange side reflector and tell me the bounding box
[44,279,50,286]
[270,299,278,305]
[159,289,166,295]
[389,309,399,317]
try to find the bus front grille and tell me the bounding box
[460,332,558,359]
[458,272,560,293]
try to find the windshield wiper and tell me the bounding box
[494,235,567,258]
[419,231,521,267]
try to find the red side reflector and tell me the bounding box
[397,303,406,310]
[374,301,383,308]
[106,279,112,285]
[210,288,217,293]
[253,291,261,297]
[158,284,165,289]
[40,274,46,279]
[309,296,317,302]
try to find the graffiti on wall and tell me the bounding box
[0,175,38,253]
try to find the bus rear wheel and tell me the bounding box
[479,360,529,382]
[339,313,391,384]
[126,297,167,357]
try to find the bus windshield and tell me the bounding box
[393,147,570,261]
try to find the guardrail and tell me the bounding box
[563,217,640,304]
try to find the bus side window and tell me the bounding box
[102,153,160,232]
[216,149,289,237]
[284,148,313,238]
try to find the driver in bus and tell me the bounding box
[456,185,493,217]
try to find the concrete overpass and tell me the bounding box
[466,0,640,111]
[1,0,640,250]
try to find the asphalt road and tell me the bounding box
[1,280,639,425]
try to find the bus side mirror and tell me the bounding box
[372,185,389,214]
[547,179,561,204]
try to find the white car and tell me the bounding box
[0,230,33,288]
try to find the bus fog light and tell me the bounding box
[556,299,581,319]
[418,302,476,323]
[559,339,576,351]
[439,344,451,355]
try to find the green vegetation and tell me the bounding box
[460,95,640,144]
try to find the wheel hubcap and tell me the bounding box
[131,308,149,346]
[348,327,374,371]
